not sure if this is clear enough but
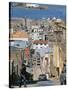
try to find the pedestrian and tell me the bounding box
[19,64,27,87]
[46,73,49,80]
[60,70,66,85]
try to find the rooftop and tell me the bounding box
[10,31,29,38]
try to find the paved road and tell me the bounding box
[11,79,60,88]
[35,80,60,87]
[27,79,60,87]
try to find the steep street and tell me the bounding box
[12,79,60,88]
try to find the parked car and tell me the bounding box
[38,74,47,81]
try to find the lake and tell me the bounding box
[10,5,66,20]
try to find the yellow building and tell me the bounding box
[53,44,63,77]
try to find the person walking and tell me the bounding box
[19,64,27,87]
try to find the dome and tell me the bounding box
[52,17,56,20]
[47,18,50,21]
[56,18,62,23]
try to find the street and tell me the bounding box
[9,2,66,88]
[12,79,60,88]
[35,80,60,86]
[27,79,60,87]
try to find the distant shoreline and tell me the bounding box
[11,6,48,10]
[10,5,66,21]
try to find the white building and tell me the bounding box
[32,40,48,49]
[41,54,50,75]
[30,25,44,40]
[32,45,52,80]
[31,32,40,40]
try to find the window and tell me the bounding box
[40,43,42,45]
[44,43,46,45]
[45,57,48,60]
[34,63,36,65]
[37,58,40,60]
[37,64,40,65]
[45,35,47,40]
[37,61,40,63]
[33,60,36,61]
[36,43,38,45]
[32,29,34,32]
[40,47,42,48]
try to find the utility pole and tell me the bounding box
[25,17,28,32]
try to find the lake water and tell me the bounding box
[11,5,66,20]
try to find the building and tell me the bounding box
[32,40,48,49]
[24,47,30,65]
[47,19,66,78]
[30,25,48,41]
[53,44,64,77]
[9,46,22,75]
[30,25,43,40]
[10,30,29,41]
[32,52,42,80]
[41,54,50,75]
[10,17,32,32]
[9,30,30,75]
[32,44,52,80]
